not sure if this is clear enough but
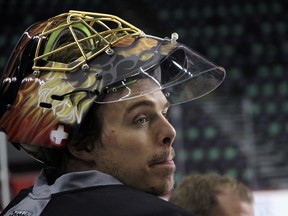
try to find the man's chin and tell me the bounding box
[147,176,174,196]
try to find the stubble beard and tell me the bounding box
[101,148,176,196]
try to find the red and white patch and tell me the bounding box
[50,124,69,147]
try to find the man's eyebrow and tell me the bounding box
[125,100,170,114]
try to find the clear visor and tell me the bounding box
[95,45,225,105]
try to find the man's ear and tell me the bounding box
[68,144,95,161]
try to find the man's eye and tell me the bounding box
[163,112,170,121]
[134,116,148,125]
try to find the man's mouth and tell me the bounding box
[148,148,175,167]
[150,159,175,166]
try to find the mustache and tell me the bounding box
[148,148,175,165]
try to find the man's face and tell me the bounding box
[92,79,177,196]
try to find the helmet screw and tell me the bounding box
[6,104,12,110]
[171,32,179,44]
[82,64,90,72]
[105,48,114,56]
[96,73,102,80]
[33,70,40,76]
[165,92,170,98]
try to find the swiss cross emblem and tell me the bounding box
[50,124,69,147]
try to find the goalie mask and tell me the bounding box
[0,10,225,163]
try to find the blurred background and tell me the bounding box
[0,0,287,215]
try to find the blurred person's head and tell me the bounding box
[169,173,254,216]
